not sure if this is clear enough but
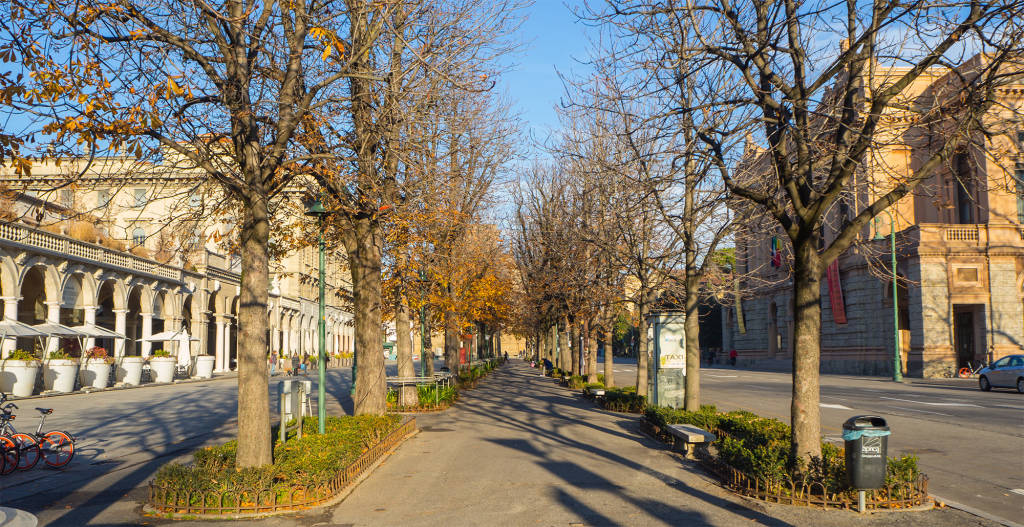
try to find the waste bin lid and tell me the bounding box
[842,415,888,430]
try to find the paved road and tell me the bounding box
[603,357,1024,524]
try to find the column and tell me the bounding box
[140,312,153,357]
[222,318,233,370]
[45,301,60,355]
[194,319,208,357]
[167,316,182,357]
[83,305,98,351]
[214,316,226,371]
[113,309,127,357]
[1,296,19,358]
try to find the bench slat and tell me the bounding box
[666,424,716,443]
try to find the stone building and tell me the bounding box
[724,56,1024,378]
[0,150,354,372]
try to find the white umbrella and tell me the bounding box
[68,324,126,340]
[30,322,87,338]
[0,319,48,339]
[174,331,198,367]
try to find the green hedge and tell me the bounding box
[600,386,645,413]
[644,405,919,492]
[153,415,402,502]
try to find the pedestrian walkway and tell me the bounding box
[154,362,995,527]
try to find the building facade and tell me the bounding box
[0,151,354,371]
[725,57,1024,378]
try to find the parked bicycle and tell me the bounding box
[0,432,18,475]
[0,393,75,469]
[958,361,988,379]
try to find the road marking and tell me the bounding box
[1011,489,1024,496]
[994,404,1024,410]
[879,396,980,407]
[819,403,852,410]
[706,375,738,378]
[886,405,952,416]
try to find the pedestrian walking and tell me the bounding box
[291,354,300,376]
[300,354,309,375]
[269,352,277,376]
[729,348,737,367]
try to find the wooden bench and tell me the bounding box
[665,424,716,460]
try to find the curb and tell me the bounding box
[931,495,1024,527]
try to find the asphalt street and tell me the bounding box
[605,357,1024,524]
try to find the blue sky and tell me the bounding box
[499,1,592,147]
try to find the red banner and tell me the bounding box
[826,260,848,324]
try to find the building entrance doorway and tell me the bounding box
[953,305,984,369]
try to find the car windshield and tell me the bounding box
[992,357,1010,368]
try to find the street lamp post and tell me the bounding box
[305,198,328,434]
[417,269,429,377]
[875,210,902,382]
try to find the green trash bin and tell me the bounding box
[842,415,890,490]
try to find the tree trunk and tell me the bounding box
[559,316,570,372]
[586,319,598,384]
[423,327,435,377]
[683,274,701,411]
[603,311,614,387]
[791,240,823,463]
[444,312,459,370]
[636,294,649,397]
[235,193,272,468]
[345,216,386,415]
[570,322,579,375]
[396,298,416,405]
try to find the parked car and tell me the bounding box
[978,354,1024,393]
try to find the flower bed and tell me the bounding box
[148,415,413,517]
[644,405,929,510]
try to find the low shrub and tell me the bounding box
[597,373,606,385]
[5,349,39,362]
[152,415,402,505]
[567,375,585,390]
[386,384,458,411]
[600,386,645,413]
[644,404,921,494]
[583,382,605,390]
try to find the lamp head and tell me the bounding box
[305,198,327,218]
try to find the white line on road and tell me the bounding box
[886,405,953,416]
[705,375,738,378]
[879,396,981,407]
[994,404,1024,410]
[819,403,852,410]
[1011,489,1024,496]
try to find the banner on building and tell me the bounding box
[769,237,782,267]
[826,260,848,324]
[734,279,746,334]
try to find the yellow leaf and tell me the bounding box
[167,78,183,96]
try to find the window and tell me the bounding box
[133,188,147,208]
[58,189,73,207]
[992,357,1010,369]
[96,189,110,208]
[132,227,146,246]
[954,153,975,224]
[1015,166,1024,224]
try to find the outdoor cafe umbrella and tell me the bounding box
[139,329,199,366]
[0,319,47,358]
[30,322,88,357]
[68,323,126,358]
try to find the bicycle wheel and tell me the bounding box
[11,433,39,470]
[41,431,74,468]
[958,367,971,378]
[0,435,17,475]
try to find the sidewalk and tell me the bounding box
[157,361,998,527]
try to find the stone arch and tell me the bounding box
[0,248,20,300]
[18,258,61,309]
[126,282,153,356]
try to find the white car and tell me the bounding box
[978,354,1024,393]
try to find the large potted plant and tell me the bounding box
[43,348,80,393]
[117,354,146,386]
[149,349,177,383]
[193,353,215,379]
[80,346,114,389]
[0,349,41,397]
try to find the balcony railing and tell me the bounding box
[0,221,191,282]
[944,226,979,242]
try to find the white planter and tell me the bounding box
[0,360,41,397]
[80,359,113,389]
[149,357,177,383]
[117,356,145,386]
[43,359,80,393]
[193,355,215,379]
